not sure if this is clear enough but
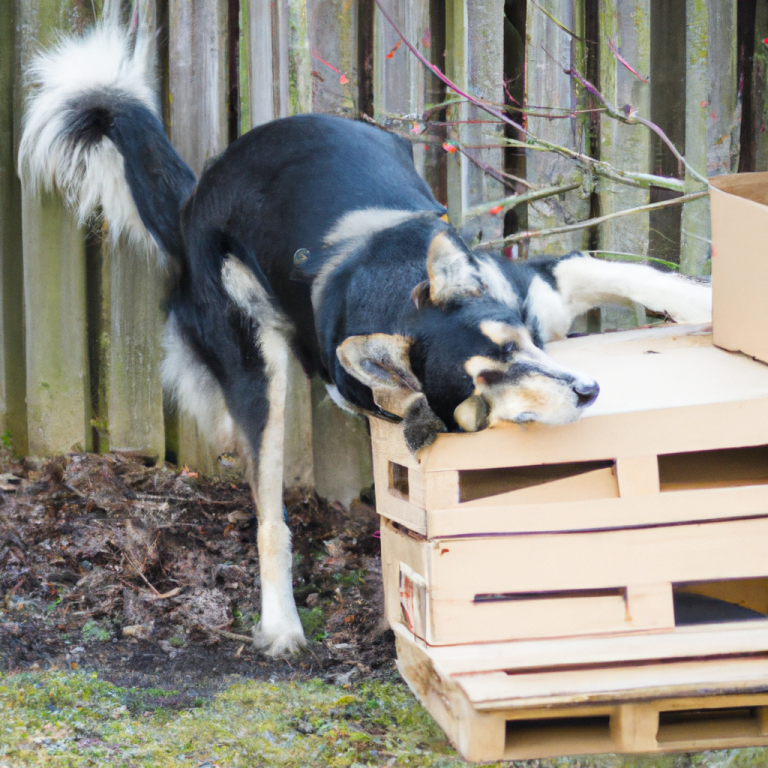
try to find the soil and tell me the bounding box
[0,451,396,699]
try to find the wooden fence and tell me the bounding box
[0,0,765,502]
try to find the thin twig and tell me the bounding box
[466,182,581,218]
[374,0,698,194]
[478,191,709,248]
[566,66,706,184]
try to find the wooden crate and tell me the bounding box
[373,324,768,646]
[394,622,768,761]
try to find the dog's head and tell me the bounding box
[337,230,599,452]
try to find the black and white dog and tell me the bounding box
[19,23,711,656]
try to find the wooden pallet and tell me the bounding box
[371,324,768,539]
[395,622,768,761]
[370,324,768,759]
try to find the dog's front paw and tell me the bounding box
[403,395,447,454]
[252,620,307,658]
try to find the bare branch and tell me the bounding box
[466,182,582,218]
[478,191,709,249]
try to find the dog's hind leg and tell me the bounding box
[527,253,712,342]
[218,256,306,657]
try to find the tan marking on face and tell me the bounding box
[464,355,507,385]
[479,320,533,348]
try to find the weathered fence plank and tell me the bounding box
[242,0,315,488]
[445,0,467,225]
[307,0,358,116]
[169,0,228,474]
[373,0,430,175]
[0,1,27,455]
[752,3,768,171]
[597,0,651,257]
[95,2,166,461]
[463,0,505,243]
[310,378,373,506]
[680,0,737,276]
[18,0,92,457]
[525,0,590,255]
[104,245,166,458]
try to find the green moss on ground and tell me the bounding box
[3,670,768,768]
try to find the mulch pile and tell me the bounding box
[0,451,396,692]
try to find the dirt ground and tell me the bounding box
[0,450,396,695]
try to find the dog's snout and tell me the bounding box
[572,379,599,408]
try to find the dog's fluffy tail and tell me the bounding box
[18,22,196,266]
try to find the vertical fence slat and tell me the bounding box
[169,0,228,474]
[243,0,314,488]
[245,0,273,129]
[18,1,91,456]
[373,0,431,174]
[525,0,590,255]
[597,0,651,257]
[463,0,505,243]
[307,0,358,116]
[310,378,373,506]
[752,4,768,170]
[99,3,166,461]
[105,245,166,458]
[445,0,467,225]
[680,0,737,276]
[1,1,26,455]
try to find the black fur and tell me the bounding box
[63,108,590,453]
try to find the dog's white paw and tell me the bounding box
[252,619,306,658]
[667,283,713,325]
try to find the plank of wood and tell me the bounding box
[680,0,737,276]
[616,455,659,496]
[307,0,358,116]
[428,516,768,599]
[310,377,372,505]
[244,0,274,127]
[168,0,227,474]
[428,587,668,645]
[430,483,768,537]
[525,0,590,254]
[374,0,431,175]
[0,0,27,455]
[104,240,165,459]
[461,0,505,241]
[458,655,768,708]
[407,469,460,510]
[394,623,507,762]
[597,0,651,258]
[420,622,768,676]
[381,518,429,632]
[19,0,91,456]
[751,3,768,171]
[394,623,768,760]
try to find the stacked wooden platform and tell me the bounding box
[371,323,768,761]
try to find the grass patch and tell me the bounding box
[2,670,768,767]
[80,620,111,642]
[298,606,325,640]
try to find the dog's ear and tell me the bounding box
[336,333,446,452]
[427,231,483,305]
[336,333,421,394]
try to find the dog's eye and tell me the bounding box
[501,341,518,356]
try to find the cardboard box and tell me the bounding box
[371,323,768,760]
[710,172,768,364]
